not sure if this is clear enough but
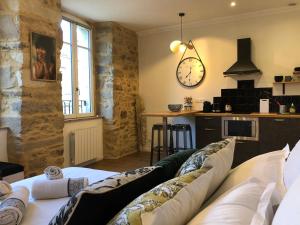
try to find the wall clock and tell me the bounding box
[176,57,205,87]
[176,40,206,88]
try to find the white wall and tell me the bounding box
[63,118,103,166]
[139,10,300,151]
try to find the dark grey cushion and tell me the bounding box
[155,149,196,180]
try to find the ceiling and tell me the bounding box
[61,0,299,32]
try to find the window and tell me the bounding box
[60,19,94,118]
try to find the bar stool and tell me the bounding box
[172,124,193,152]
[150,124,173,165]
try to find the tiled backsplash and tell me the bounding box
[213,80,300,113]
[271,96,300,113]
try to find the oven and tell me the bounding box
[222,117,259,141]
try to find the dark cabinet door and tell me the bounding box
[196,117,222,149]
[260,118,300,154]
[232,140,259,168]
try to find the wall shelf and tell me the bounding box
[273,81,300,95]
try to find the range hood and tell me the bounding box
[223,38,261,75]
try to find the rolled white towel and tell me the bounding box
[32,177,88,200]
[0,186,29,225]
[44,166,63,180]
[0,181,12,199]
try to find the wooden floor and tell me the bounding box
[88,152,156,172]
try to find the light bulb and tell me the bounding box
[179,43,186,53]
[230,1,236,7]
[170,40,181,53]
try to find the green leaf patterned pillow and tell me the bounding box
[108,167,213,225]
[176,139,231,176]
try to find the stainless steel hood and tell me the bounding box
[223,38,261,75]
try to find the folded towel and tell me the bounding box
[44,166,63,180]
[0,181,12,199]
[0,186,29,225]
[32,178,88,200]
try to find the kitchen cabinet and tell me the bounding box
[196,117,221,149]
[232,140,259,168]
[195,115,300,168]
[259,118,300,153]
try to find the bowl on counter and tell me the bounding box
[285,76,293,82]
[274,75,284,82]
[168,104,183,112]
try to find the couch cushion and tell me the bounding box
[187,178,276,225]
[206,145,289,206]
[176,139,233,176]
[177,138,235,197]
[284,139,300,189]
[48,166,164,225]
[272,175,300,225]
[108,167,213,225]
[155,149,196,180]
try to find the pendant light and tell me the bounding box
[170,12,193,53]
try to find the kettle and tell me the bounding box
[203,101,212,112]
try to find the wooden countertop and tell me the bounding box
[194,112,300,118]
[142,110,201,117]
[142,110,300,118]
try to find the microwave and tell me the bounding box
[222,117,259,141]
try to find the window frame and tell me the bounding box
[61,16,95,119]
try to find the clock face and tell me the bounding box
[176,57,205,87]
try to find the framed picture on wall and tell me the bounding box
[30,32,56,81]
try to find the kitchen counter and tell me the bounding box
[142,110,300,118]
[142,110,200,117]
[194,112,300,118]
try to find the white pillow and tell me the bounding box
[202,138,236,197]
[284,139,300,189]
[187,178,276,225]
[272,175,300,225]
[250,183,276,225]
[206,145,289,206]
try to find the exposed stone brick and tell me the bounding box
[95,22,139,158]
[0,0,63,177]
[0,15,19,40]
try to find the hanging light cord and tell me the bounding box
[179,12,185,43]
[180,14,183,42]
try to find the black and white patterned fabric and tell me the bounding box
[0,198,25,225]
[176,139,231,176]
[0,186,29,225]
[68,178,87,196]
[49,166,159,225]
[44,166,63,180]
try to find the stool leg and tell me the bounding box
[189,128,193,149]
[169,128,174,155]
[150,127,154,166]
[175,128,179,153]
[157,129,161,162]
[183,128,187,149]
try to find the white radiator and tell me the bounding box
[70,126,101,165]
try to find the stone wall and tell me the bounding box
[0,0,64,176]
[95,22,139,159]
